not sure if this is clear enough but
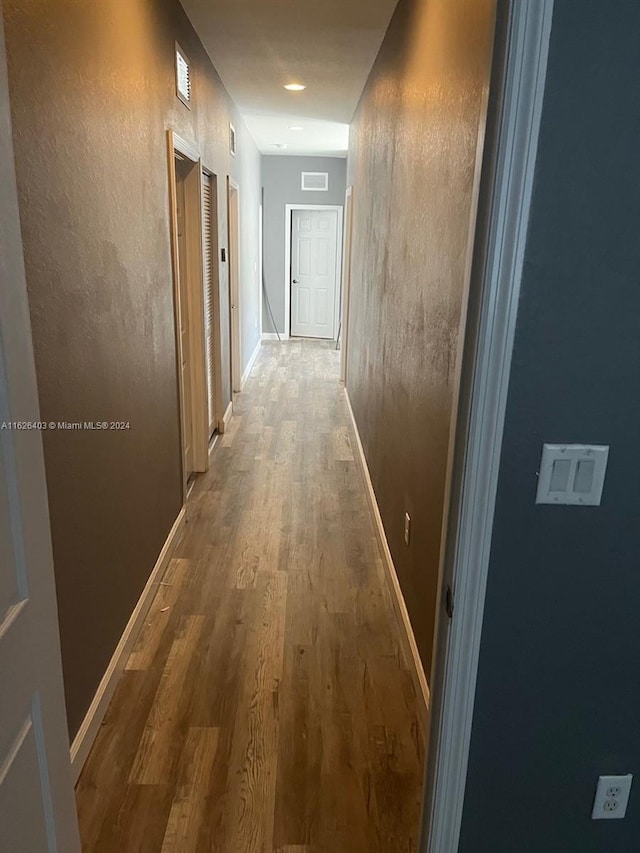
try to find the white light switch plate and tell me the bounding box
[536,444,609,506]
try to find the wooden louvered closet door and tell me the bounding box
[202,172,217,437]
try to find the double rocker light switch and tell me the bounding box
[536,444,609,506]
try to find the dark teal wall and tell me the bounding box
[460,2,640,850]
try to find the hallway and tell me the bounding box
[75,340,425,853]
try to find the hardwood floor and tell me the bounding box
[76,340,425,853]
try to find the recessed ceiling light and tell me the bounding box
[284,83,306,91]
[289,126,304,131]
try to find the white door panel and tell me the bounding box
[0,9,81,850]
[317,240,329,275]
[298,238,311,275]
[291,209,339,339]
[1,697,53,853]
[316,289,329,324]
[297,287,311,325]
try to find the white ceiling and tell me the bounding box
[241,114,350,158]
[180,0,399,156]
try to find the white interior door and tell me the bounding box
[291,209,338,339]
[0,11,81,850]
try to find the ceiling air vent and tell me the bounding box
[301,172,329,192]
[175,43,191,108]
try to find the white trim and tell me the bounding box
[259,202,263,342]
[284,204,343,340]
[261,332,288,341]
[227,178,242,393]
[339,186,354,383]
[423,3,554,850]
[345,389,430,732]
[70,507,186,783]
[219,400,233,435]
[240,338,261,389]
[208,431,220,464]
[171,131,199,163]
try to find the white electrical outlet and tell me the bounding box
[404,512,411,546]
[592,774,633,820]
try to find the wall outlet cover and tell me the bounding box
[592,774,633,820]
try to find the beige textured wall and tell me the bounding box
[346,0,497,678]
[3,0,260,737]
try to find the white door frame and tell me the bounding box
[227,177,242,393]
[200,165,224,439]
[259,200,264,343]
[339,186,354,383]
[0,7,81,846]
[167,130,209,495]
[421,2,554,850]
[285,204,344,340]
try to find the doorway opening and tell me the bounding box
[168,131,209,492]
[285,204,343,340]
[227,178,241,393]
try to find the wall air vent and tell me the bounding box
[301,172,329,192]
[175,43,191,108]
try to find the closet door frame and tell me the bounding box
[201,167,223,441]
[167,129,209,487]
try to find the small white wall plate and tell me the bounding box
[536,444,609,506]
[592,774,633,820]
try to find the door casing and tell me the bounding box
[420,1,554,849]
[201,166,225,438]
[284,204,343,340]
[227,178,242,394]
[167,131,209,494]
[339,186,354,382]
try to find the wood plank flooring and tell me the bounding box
[76,340,425,853]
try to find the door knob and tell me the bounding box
[292,279,299,284]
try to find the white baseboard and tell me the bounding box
[70,506,186,783]
[208,431,219,463]
[261,332,288,341]
[219,400,233,435]
[241,338,261,389]
[344,389,430,733]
